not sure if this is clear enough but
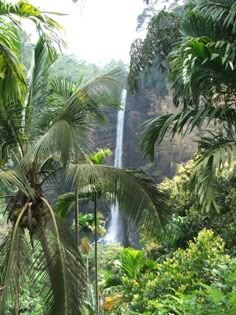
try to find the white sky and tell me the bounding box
[30,0,146,65]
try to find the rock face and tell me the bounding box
[123,88,197,180]
[94,88,196,179]
[92,108,117,166]
[94,86,197,247]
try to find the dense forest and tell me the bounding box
[0,0,236,314]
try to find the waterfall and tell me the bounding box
[104,89,127,244]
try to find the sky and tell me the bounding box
[30,0,146,65]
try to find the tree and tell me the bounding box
[139,0,236,212]
[128,1,186,91]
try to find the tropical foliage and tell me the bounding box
[140,160,236,254]
[100,229,236,315]
[136,0,236,213]
[2,0,236,314]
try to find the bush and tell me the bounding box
[102,229,236,314]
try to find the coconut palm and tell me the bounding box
[139,0,236,212]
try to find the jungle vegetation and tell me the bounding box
[1,0,236,315]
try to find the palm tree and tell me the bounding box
[139,0,236,212]
[0,28,169,315]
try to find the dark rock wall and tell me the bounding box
[92,107,117,166]
[123,87,197,180]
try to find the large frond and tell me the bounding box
[139,106,236,160]
[0,232,31,314]
[0,204,31,314]
[20,67,126,166]
[76,67,126,118]
[0,1,65,100]
[182,11,218,39]
[35,77,76,133]
[0,24,26,100]
[120,248,146,279]
[169,35,236,107]
[192,134,236,212]
[33,198,86,315]
[54,186,94,219]
[24,36,57,139]
[31,104,91,164]
[0,0,65,50]
[197,0,236,34]
[0,170,33,197]
[0,99,23,164]
[66,164,170,225]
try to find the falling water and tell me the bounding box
[104,89,127,244]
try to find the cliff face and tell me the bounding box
[123,88,197,180]
[94,88,197,178]
[92,108,117,166]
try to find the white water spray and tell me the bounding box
[104,89,127,244]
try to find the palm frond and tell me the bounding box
[77,67,126,114]
[120,248,145,279]
[0,232,31,314]
[20,101,92,166]
[168,35,236,106]
[54,192,75,218]
[34,77,75,133]
[0,0,65,100]
[0,203,30,314]
[139,106,236,160]
[50,76,76,105]
[0,99,24,163]
[0,23,26,100]
[192,134,236,212]
[197,0,236,34]
[0,0,65,51]
[33,198,86,315]
[54,188,93,219]
[24,36,56,139]
[181,9,225,40]
[103,272,123,289]
[89,148,112,165]
[66,164,170,226]
[20,67,126,166]
[0,170,33,197]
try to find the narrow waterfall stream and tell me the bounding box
[104,89,127,244]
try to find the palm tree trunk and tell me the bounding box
[94,193,99,315]
[75,184,79,247]
[14,234,21,315]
